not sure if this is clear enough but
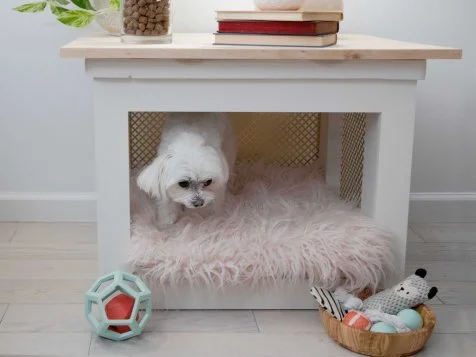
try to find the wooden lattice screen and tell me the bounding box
[129,112,365,201]
[129,112,322,170]
[340,113,366,203]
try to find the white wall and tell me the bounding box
[0,0,474,221]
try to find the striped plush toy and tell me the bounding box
[310,286,363,321]
[310,286,346,321]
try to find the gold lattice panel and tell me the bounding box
[340,113,366,203]
[129,112,321,170]
[233,113,321,166]
[129,112,165,171]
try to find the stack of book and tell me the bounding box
[214,10,343,47]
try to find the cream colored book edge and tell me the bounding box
[215,10,343,22]
[214,33,337,47]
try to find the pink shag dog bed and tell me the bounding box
[129,164,395,292]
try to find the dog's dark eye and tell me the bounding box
[204,179,212,187]
[178,181,190,188]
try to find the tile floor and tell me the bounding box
[0,222,475,356]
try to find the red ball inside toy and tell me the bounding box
[105,294,139,334]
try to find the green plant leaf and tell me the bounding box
[55,0,70,5]
[13,2,47,12]
[109,0,120,11]
[70,0,95,11]
[50,3,68,15]
[57,9,94,27]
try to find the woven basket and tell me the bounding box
[319,292,436,357]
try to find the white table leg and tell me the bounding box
[93,80,131,275]
[322,113,344,192]
[361,84,417,284]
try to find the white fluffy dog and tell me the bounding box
[137,112,236,228]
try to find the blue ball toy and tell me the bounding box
[370,322,398,333]
[84,271,152,341]
[397,309,423,330]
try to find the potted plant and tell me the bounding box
[13,0,121,34]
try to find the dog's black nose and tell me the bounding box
[192,199,204,207]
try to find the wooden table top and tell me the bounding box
[60,33,462,61]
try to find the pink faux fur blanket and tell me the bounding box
[129,164,395,292]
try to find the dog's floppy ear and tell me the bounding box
[137,153,171,199]
[217,150,230,184]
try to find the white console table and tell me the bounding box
[61,33,460,309]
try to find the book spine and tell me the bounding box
[218,21,337,36]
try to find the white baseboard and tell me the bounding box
[409,192,476,223]
[0,192,96,222]
[1,191,475,223]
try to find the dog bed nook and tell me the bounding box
[129,163,395,292]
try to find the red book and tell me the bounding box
[218,21,339,36]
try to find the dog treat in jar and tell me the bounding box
[121,0,172,44]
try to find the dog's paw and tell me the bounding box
[160,214,178,228]
[157,218,176,230]
[157,222,171,230]
[156,211,178,230]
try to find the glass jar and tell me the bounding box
[121,0,172,44]
[93,0,121,36]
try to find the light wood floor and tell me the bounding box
[0,222,475,356]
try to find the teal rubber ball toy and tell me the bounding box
[370,322,397,333]
[84,271,152,341]
[397,309,423,330]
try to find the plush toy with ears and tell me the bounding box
[361,268,438,315]
[311,269,438,318]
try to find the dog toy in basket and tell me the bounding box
[310,286,346,320]
[362,269,438,315]
[311,268,438,332]
[84,271,152,341]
